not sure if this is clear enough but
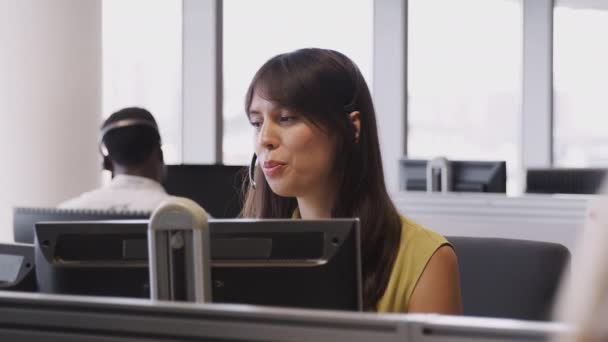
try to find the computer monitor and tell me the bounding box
[0,243,36,292]
[13,207,151,244]
[34,219,362,311]
[399,158,507,193]
[526,168,606,194]
[163,164,247,218]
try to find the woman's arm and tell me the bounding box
[407,245,463,314]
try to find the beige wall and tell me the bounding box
[0,0,102,241]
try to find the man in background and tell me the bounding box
[59,107,168,211]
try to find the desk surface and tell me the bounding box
[0,291,564,341]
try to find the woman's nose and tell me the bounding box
[258,121,279,150]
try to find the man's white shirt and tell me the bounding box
[58,174,169,212]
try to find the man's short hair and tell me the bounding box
[101,107,161,167]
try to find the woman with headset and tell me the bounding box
[242,48,462,313]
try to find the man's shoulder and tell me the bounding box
[58,186,169,212]
[57,188,115,210]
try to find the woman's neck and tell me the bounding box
[296,189,335,219]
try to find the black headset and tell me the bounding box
[249,153,257,189]
[99,118,160,171]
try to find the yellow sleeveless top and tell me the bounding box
[376,216,449,312]
[291,210,449,313]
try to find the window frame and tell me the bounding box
[181,0,558,192]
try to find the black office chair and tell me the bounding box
[13,207,151,244]
[0,243,36,292]
[448,236,570,321]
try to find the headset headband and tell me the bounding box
[100,118,159,138]
[99,118,160,157]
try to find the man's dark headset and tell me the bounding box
[99,118,160,171]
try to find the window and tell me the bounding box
[407,0,523,193]
[222,0,373,165]
[102,0,182,163]
[554,1,608,167]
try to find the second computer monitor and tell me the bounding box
[162,164,247,218]
[35,219,362,311]
[399,158,507,193]
[526,168,606,194]
[13,207,151,244]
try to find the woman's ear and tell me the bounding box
[349,111,361,143]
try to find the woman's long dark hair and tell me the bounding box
[240,48,402,310]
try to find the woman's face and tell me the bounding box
[249,92,337,199]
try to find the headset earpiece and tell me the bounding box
[102,155,112,171]
[249,154,257,190]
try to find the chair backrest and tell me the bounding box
[0,242,36,292]
[13,207,151,244]
[447,236,570,321]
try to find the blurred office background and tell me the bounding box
[0,0,607,240]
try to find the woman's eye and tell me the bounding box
[250,121,262,129]
[279,116,298,123]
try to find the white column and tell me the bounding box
[373,0,408,191]
[182,0,223,164]
[0,0,102,241]
[522,0,554,169]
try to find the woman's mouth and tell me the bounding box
[262,160,287,177]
